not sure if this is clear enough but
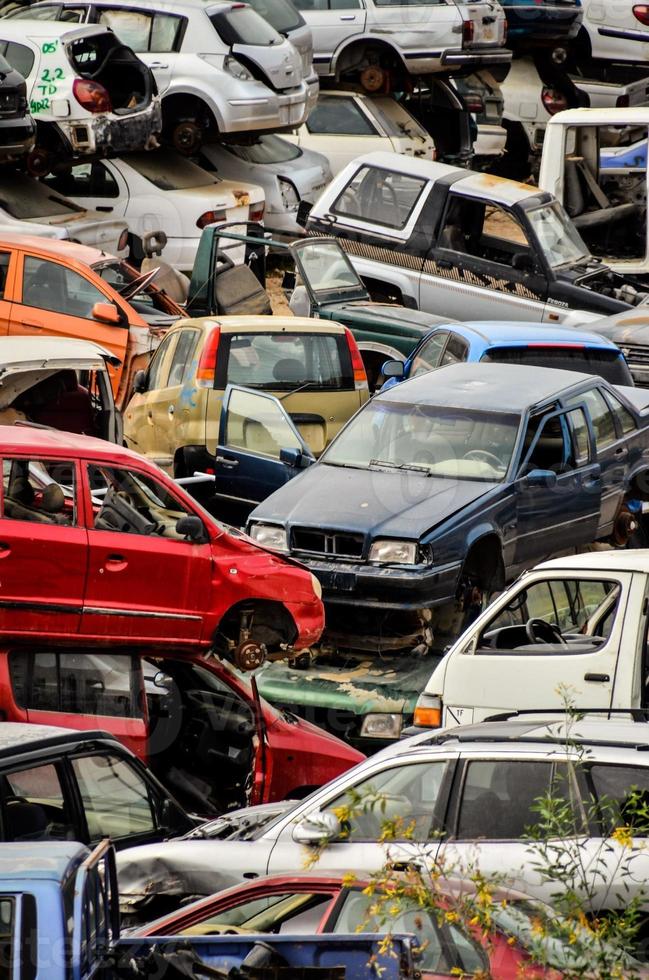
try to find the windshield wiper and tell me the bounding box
[369,459,431,475]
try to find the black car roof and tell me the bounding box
[378,362,594,413]
[0,723,121,763]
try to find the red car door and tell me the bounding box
[80,461,213,643]
[0,455,87,636]
[9,649,149,760]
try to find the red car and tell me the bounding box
[134,874,572,978]
[0,648,363,814]
[0,427,323,669]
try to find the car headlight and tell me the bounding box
[360,713,403,740]
[248,523,289,553]
[223,55,253,81]
[310,573,322,599]
[368,539,418,564]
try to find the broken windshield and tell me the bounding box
[527,202,590,269]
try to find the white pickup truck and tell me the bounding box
[412,549,649,732]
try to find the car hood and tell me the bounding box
[252,463,499,541]
[589,309,649,348]
[323,300,454,338]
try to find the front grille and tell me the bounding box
[292,527,364,559]
[619,345,649,387]
[0,93,24,116]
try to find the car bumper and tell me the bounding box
[298,556,462,611]
[0,116,35,161]
[57,98,162,156]
[225,83,310,133]
[441,47,512,70]
[306,72,319,115]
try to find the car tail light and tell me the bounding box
[464,94,484,113]
[413,694,442,729]
[541,86,569,115]
[72,78,111,114]
[117,228,129,253]
[196,326,221,387]
[462,19,474,44]
[344,327,367,389]
[196,210,227,230]
[634,4,649,25]
[250,202,265,222]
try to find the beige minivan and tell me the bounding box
[124,315,368,522]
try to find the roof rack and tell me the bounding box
[484,708,649,723]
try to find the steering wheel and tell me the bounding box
[525,617,566,645]
[463,449,502,470]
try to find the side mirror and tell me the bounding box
[296,200,313,229]
[524,468,558,489]
[132,369,147,394]
[153,670,174,691]
[512,252,534,272]
[280,447,313,469]
[292,810,342,845]
[381,359,405,379]
[92,301,122,325]
[176,514,207,543]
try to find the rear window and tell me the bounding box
[209,6,283,46]
[223,134,302,164]
[67,31,119,74]
[480,346,633,386]
[0,173,83,218]
[332,165,427,230]
[218,332,352,390]
[125,150,218,190]
[246,0,304,34]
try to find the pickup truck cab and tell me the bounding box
[413,550,649,732]
[304,151,647,325]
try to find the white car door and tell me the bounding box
[43,160,129,220]
[297,94,389,176]
[292,0,366,76]
[266,755,452,876]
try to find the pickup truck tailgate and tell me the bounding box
[576,74,649,109]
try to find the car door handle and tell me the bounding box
[104,554,128,572]
[18,319,44,329]
[215,455,239,468]
[96,206,113,212]
[149,61,169,68]
[339,14,355,19]
[614,447,627,456]
[584,673,610,683]
[0,543,10,558]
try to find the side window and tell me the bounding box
[166,329,200,388]
[566,406,590,465]
[589,765,649,836]
[603,390,636,436]
[408,331,449,379]
[0,252,10,299]
[476,577,621,654]
[438,195,531,267]
[97,8,152,49]
[87,464,198,539]
[455,761,572,840]
[306,97,377,136]
[45,162,119,199]
[2,458,76,526]
[568,388,617,451]
[225,389,302,459]
[1,763,75,841]
[151,12,184,51]
[21,257,108,320]
[332,166,427,230]
[9,651,141,718]
[520,410,571,474]
[0,41,35,78]
[326,761,448,842]
[439,334,469,367]
[294,0,361,9]
[71,754,156,841]
[145,332,177,391]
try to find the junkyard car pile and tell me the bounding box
[5,0,649,976]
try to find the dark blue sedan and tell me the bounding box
[247,362,649,652]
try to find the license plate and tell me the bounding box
[319,570,357,592]
[481,23,494,40]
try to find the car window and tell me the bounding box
[1,763,75,841]
[307,97,377,137]
[408,331,449,379]
[519,407,589,474]
[567,388,617,451]
[221,333,350,390]
[477,577,621,654]
[167,329,200,387]
[332,166,427,230]
[9,651,142,718]
[21,257,107,321]
[44,161,120,199]
[209,6,283,45]
[0,252,9,300]
[455,761,574,840]
[440,334,469,366]
[325,761,448,841]
[87,464,197,539]
[603,390,636,436]
[293,0,361,10]
[439,194,532,268]
[224,388,302,459]
[589,765,649,836]
[2,458,76,526]
[481,345,632,385]
[182,892,334,936]
[98,8,183,51]
[145,332,178,390]
[72,753,156,841]
[0,40,34,78]
[333,891,486,975]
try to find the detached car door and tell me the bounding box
[0,455,87,636]
[81,461,213,643]
[212,385,314,522]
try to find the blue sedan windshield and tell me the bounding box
[322,401,520,481]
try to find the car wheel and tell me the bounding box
[171,119,204,155]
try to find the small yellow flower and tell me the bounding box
[611,826,634,848]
